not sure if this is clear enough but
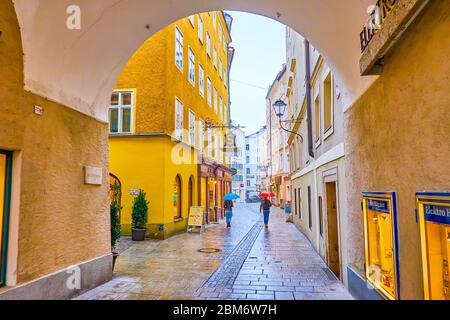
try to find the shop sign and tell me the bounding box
[84,166,102,185]
[367,199,390,213]
[424,204,450,225]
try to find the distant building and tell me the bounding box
[244,126,268,200]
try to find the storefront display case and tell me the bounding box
[416,192,450,300]
[362,192,400,300]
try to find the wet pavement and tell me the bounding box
[76,204,353,300]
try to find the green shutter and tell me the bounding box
[0,151,12,287]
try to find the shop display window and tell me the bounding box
[362,192,399,300]
[417,193,450,300]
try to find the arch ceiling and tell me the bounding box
[12,0,376,122]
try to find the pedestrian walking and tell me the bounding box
[260,197,272,229]
[224,199,234,228]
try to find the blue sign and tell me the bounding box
[367,199,390,214]
[424,204,450,225]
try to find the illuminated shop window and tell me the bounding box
[362,192,399,300]
[417,193,450,300]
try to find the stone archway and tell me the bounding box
[12,0,376,122]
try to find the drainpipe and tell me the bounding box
[304,40,315,159]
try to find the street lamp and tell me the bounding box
[272,99,303,142]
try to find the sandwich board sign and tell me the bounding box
[188,207,206,232]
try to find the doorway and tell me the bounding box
[325,180,340,278]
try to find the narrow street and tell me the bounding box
[77,204,353,300]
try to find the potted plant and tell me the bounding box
[131,189,149,241]
[110,182,122,271]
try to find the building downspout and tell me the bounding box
[304,40,314,159]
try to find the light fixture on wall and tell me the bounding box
[272,99,303,142]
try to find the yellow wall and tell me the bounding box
[0,0,110,285]
[109,136,198,239]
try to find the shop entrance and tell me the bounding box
[0,151,12,287]
[325,181,340,278]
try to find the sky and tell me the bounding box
[227,11,287,135]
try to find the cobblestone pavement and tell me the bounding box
[76,204,353,300]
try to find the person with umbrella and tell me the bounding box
[259,192,275,229]
[224,193,239,228]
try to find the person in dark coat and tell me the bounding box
[260,197,272,229]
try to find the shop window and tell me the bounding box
[173,175,182,219]
[416,192,450,300]
[0,151,12,287]
[188,177,195,209]
[362,192,399,300]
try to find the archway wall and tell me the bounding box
[13,0,377,122]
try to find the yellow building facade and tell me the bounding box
[109,12,233,239]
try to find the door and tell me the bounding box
[326,181,340,278]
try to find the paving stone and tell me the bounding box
[247,294,275,300]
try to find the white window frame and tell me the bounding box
[213,46,217,69]
[175,26,184,72]
[206,32,211,57]
[214,87,218,113]
[175,98,184,141]
[314,88,322,149]
[188,15,195,27]
[189,110,195,146]
[199,64,205,97]
[219,96,223,120]
[223,37,227,52]
[188,47,195,86]
[207,77,212,106]
[212,12,217,30]
[198,15,204,43]
[219,59,223,79]
[218,24,223,43]
[109,90,135,134]
[321,68,335,141]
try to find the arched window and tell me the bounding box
[173,175,182,219]
[188,176,195,210]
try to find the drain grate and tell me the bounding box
[198,248,221,254]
